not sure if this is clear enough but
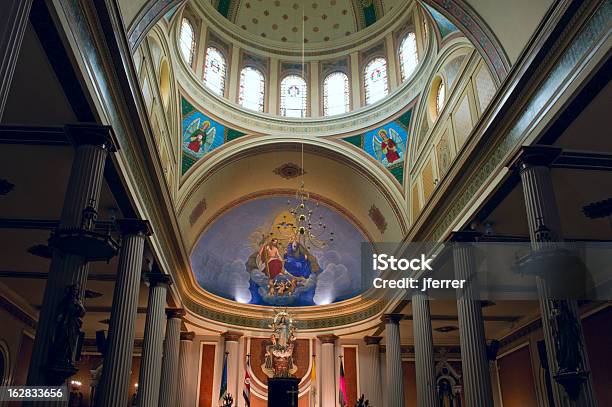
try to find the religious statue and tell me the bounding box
[49,284,86,366]
[262,310,298,378]
[550,300,583,373]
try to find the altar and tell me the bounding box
[268,377,300,407]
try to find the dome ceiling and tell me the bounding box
[210,0,401,44]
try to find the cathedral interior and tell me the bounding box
[0,0,610,406]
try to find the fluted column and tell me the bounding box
[159,308,185,407]
[27,124,117,387]
[176,332,195,407]
[513,146,596,406]
[452,231,494,407]
[96,220,152,407]
[137,273,172,407]
[317,334,337,407]
[0,0,32,120]
[411,292,437,407]
[222,331,243,401]
[384,314,404,407]
[363,336,383,406]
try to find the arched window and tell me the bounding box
[436,80,446,114]
[239,67,265,112]
[323,72,350,116]
[399,32,418,81]
[203,47,227,96]
[364,58,388,105]
[280,75,307,117]
[179,18,195,65]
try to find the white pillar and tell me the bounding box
[96,220,152,407]
[176,332,195,407]
[513,146,596,407]
[0,0,32,120]
[350,52,361,109]
[27,125,117,387]
[411,292,437,407]
[385,33,399,90]
[137,273,171,407]
[228,44,240,101]
[363,336,383,406]
[384,314,404,407]
[159,309,184,407]
[310,60,320,117]
[318,334,337,407]
[268,57,279,114]
[223,331,243,401]
[452,232,494,407]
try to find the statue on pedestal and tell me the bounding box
[262,310,297,378]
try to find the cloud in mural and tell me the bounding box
[216,259,252,303]
[313,263,352,305]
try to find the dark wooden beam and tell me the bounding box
[0,125,68,145]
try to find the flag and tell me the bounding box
[339,358,348,407]
[219,352,228,402]
[310,355,317,407]
[243,356,251,407]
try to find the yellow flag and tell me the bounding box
[310,355,317,407]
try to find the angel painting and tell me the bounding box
[185,118,216,155]
[372,128,404,166]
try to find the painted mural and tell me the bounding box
[342,109,411,185]
[190,196,367,306]
[181,97,245,174]
[424,4,459,39]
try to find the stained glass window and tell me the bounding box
[179,18,195,65]
[280,75,307,117]
[203,47,226,96]
[399,32,419,81]
[436,79,446,114]
[364,58,388,105]
[323,71,350,116]
[239,67,265,112]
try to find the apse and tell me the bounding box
[190,196,367,306]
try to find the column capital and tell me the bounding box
[64,123,119,152]
[143,272,172,287]
[117,219,153,237]
[364,336,383,345]
[180,331,196,341]
[166,308,186,319]
[222,331,243,342]
[507,145,562,172]
[382,313,403,324]
[317,334,338,344]
[449,230,482,242]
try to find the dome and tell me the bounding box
[208,0,402,45]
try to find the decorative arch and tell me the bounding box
[420,0,510,83]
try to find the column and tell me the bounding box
[513,146,596,407]
[159,308,185,407]
[385,33,399,90]
[411,292,437,407]
[384,314,404,407]
[350,52,361,109]
[176,332,195,407]
[310,60,320,117]
[27,124,117,386]
[0,0,33,120]
[194,26,208,79]
[451,231,494,407]
[96,219,152,407]
[268,57,279,114]
[317,334,337,407]
[228,44,241,101]
[363,336,383,406]
[137,273,172,407]
[222,331,243,401]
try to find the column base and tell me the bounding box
[554,370,589,401]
